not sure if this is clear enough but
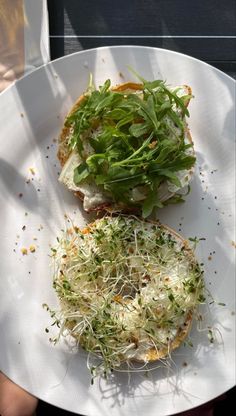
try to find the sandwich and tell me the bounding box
[49,215,205,377]
[57,74,195,217]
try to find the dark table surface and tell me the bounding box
[37,1,236,414]
[47,0,236,79]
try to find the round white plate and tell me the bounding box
[0,46,235,416]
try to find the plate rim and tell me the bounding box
[0,45,235,100]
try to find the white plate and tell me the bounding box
[0,46,235,415]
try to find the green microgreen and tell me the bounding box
[47,216,206,379]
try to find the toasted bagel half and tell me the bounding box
[57,79,195,216]
[51,215,204,372]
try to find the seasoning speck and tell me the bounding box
[29,245,36,253]
[21,248,28,255]
[18,193,23,198]
[22,225,26,231]
[29,167,35,175]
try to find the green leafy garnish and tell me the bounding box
[65,72,195,216]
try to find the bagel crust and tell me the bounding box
[50,215,205,373]
[57,79,195,216]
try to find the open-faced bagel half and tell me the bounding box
[50,215,204,374]
[57,79,195,217]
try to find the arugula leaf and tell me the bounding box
[142,189,163,218]
[129,122,151,138]
[163,194,185,205]
[74,163,90,184]
[157,169,182,188]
